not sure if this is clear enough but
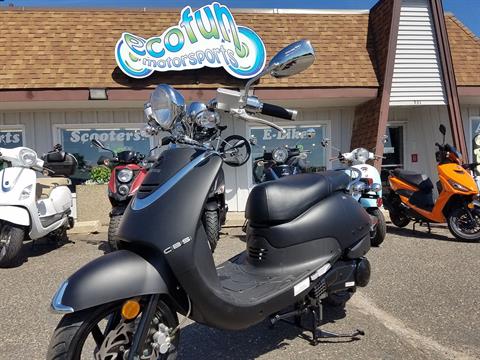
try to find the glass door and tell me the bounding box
[381,124,405,182]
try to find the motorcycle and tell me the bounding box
[253,145,310,183]
[48,40,372,359]
[0,144,76,267]
[91,140,151,251]
[326,142,386,247]
[383,124,480,242]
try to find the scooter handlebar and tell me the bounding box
[261,103,297,121]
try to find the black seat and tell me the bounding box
[392,169,433,192]
[246,171,350,225]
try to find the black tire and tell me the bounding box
[107,215,122,251]
[47,299,179,360]
[204,210,219,252]
[389,210,410,228]
[370,208,386,247]
[0,223,25,268]
[325,288,356,308]
[447,207,480,242]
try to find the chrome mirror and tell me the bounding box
[269,40,315,78]
[243,40,315,101]
[91,139,105,150]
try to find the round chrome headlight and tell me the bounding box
[195,110,220,129]
[149,84,186,130]
[356,148,370,163]
[117,168,133,183]
[352,182,367,194]
[19,148,37,167]
[272,147,289,163]
[118,184,130,196]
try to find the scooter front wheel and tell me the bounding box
[47,298,179,360]
[447,208,480,242]
[107,215,122,252]
[0,223,25,268]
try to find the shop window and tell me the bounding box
[249,125,326,183]
[58,127,152,182]
[0,128,24,149]
[471,117,480,175]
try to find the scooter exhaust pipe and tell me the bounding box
[324,258,371,293]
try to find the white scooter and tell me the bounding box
[324,140,386,246]
[0,145,77,267]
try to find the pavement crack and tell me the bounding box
[351,292,475,360]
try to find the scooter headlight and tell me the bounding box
[272,147,289,163]
[371,183,382,193]
[117,169,133,183]
[355,148,369,163]
[352,182,367,195]
[19,184,33,200]
[19,148,37,167]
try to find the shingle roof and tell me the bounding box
[446,14,480,87]
[0,8,378,89]
[0,9,478,91]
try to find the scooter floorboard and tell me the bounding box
[216,253,319,304]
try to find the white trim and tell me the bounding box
[0,124,27,147]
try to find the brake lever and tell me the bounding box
[231,108,286,134]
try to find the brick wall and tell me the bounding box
[350,0,397,154]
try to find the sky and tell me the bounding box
[1,0,479,36]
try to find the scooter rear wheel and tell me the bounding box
[47,298,179,360]
[369,208,386,247]
[447,208,480,242]
[0,223,24,268]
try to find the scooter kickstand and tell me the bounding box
[310,303,364,345]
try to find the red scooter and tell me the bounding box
[91,139,152,251]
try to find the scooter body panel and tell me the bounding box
[0,205,30,226]
[53,250,179,313]
[0,167,71,239]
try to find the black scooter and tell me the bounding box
[253,146,310,183]
[48,41,372,360]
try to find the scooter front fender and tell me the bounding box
[51,250,173,313]
[0,205,30,226]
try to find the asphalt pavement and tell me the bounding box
[0,220,478,359]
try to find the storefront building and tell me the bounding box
[1,0,479,212]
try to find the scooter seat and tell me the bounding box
[392,169,433,192]
[246,171,350,225]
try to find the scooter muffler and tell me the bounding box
[325,258,371,293]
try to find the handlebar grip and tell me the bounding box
[261,103,297,120]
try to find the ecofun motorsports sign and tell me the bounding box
[115,2,266,79]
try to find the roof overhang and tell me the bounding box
[458,86,480,104]
[0,87,379,110]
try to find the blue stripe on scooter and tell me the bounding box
[131,151,213,211]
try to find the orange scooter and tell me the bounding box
[383,124,480,242]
